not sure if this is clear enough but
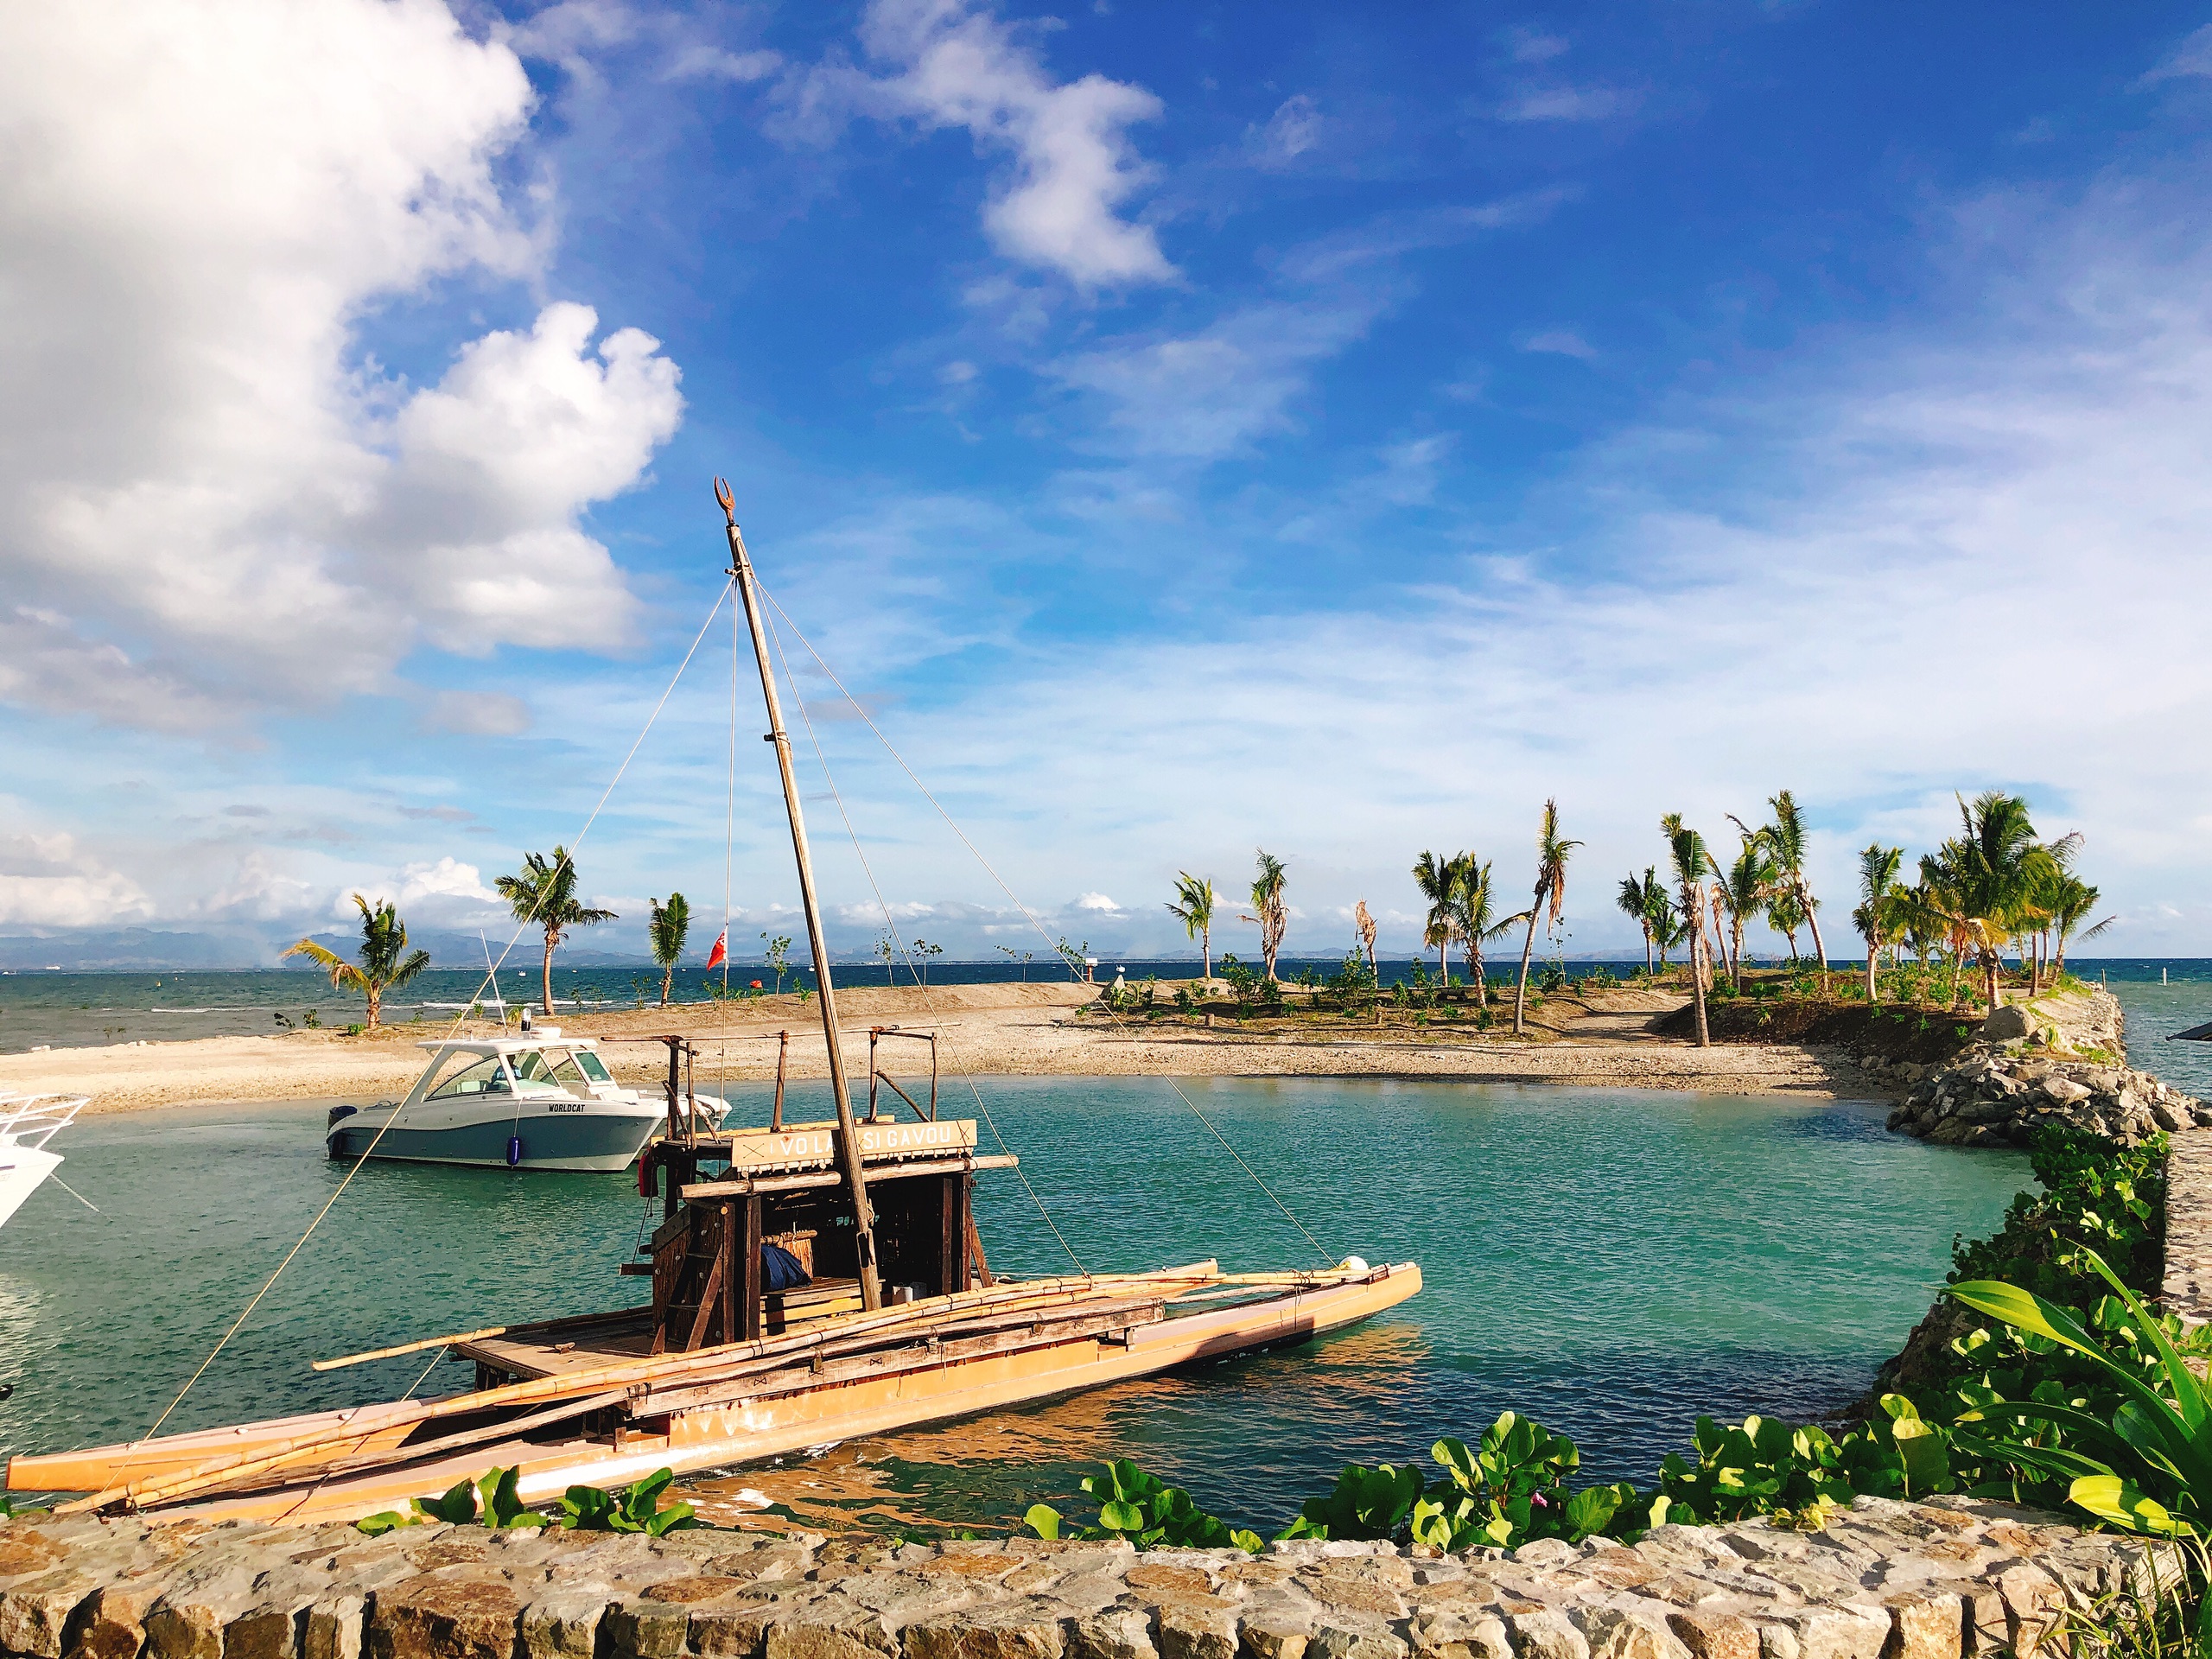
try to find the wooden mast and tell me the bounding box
[717,477,882,1312]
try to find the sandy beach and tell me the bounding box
[0,981,1883,1113]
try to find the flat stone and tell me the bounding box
[906,1614,1067,1659]
[0,1566,105,1659]
[1881,1594,1960,1659]
[304,1594,369,1659]
[366,1574,524,1659]
[1406,1611,1510,1659]
[1662,1612,1758,1659]
[1157,1601,1237,1659]
[1069,1608,1157,1659]
[1307,1628,1405,1659]
[1505,1610,1588,1659]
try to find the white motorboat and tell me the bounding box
[325,1030,728,1173]
[0,1094,86,1227]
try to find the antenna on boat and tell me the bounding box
[716,476,883,1312]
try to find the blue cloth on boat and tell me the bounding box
[760,1242,810,1291]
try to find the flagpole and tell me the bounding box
[715,478,882,1312]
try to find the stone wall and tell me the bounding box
[0,1497,2154,1659]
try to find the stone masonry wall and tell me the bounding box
[0,1497,2155,1659]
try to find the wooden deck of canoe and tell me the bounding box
[8,1260,1421,1527]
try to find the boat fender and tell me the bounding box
[506,1135,523,1168]
[1339,1255,1369,1274]
[638,1158,655,1198]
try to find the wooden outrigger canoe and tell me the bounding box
[4,483,1421,1525]
[11,1236,1418,1524]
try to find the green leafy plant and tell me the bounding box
[1279,1461,1425,1541]
[357,1465,696,1537]
[554,1467,699,1535]
[1025,1460,1261,1551]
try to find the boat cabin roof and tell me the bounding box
[413,1028,601,1058]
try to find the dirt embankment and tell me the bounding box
[1652,995,1982,1067]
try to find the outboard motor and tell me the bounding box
[327,1103,359,1129]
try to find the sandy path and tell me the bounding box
[0,982,1879,1114]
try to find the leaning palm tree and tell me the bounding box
[1166,873,1219,981]
[1452,858,1529,1007]
[1736,791,1828,991]
[1513,801,1582,1036]
[497,846,617,1015]
[1411,850,1464,983]
[1240,849,1289,979]
[1354,899,1378,983]
[283,894,431,1030]
[649,893,691,1007]
[1617,869,1661,979]
[1852,846,1903,1003]
[1662,815,1712,1046]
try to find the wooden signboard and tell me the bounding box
[717,1117,977,1175]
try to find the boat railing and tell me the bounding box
[0,1094,87,1153]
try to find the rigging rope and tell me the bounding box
[135,584,734,1454]
[760,605,1087,1274]
[753,583,1336,1269]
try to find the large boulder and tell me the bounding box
[1982,1005,2037,1041]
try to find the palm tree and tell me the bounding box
[1166,873,1219,981]
[1913,791,2055,1014]
[1736,791,1828,991]
[1452,858,1529,1007]
[1512,800,1582,1036]
[1617,869,1661,979]
[1241,849,1288,979]
[2050,877,2112,976]
[1765,887,1806,963]
[1411,850,1463,984]
[1662,815,1712,1046]
[496,846,617,1015]
[1654,898,1681,973]
[1354,899,1378,983]
[1851,847,1903,1003]
[649,894,691,1007]
[283,894,431,1029]
[1715,839,1775,994]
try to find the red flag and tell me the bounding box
[704,928,728,971]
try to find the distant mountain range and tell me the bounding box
[0,927,681,973]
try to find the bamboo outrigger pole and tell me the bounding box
[717,477,882,1312]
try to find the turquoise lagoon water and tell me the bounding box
[0,1077,2027,1533]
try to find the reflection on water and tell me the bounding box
[0,1080,2027,1535]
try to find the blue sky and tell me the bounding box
[5,2,2212,966]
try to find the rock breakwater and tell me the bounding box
[0,1497,2156,1659]
[1888,988,2209,1147]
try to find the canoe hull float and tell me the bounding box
[9,1260,1420,1526]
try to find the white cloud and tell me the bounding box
[1246,95,1323,168]
[668,44,784,84]
[423,691,533,736]
[2140,23,2212,85]
[1054,297,1383,461]
[1074,892,1122,911]
[1493,86,1634,123]
[0,834,155,928]
[0,0,683,732]
[823,0,1175,286]
[397,858,500,907]
[1522,328,1599,360]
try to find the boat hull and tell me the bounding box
[327,1103,659,1172]
[10,1263,1421,1524]
[0,1146,61,1228]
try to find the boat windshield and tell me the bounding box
[573,1050,613,1084]
[425,1053,512,1099]
[512,1050,594,1097]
